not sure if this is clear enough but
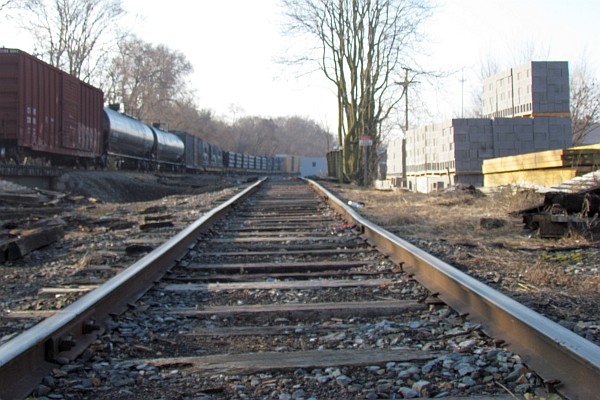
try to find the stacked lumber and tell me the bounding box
[483,144,600,188]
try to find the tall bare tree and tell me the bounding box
[570,61,600,145]
[104,36,194,125]
[227,116,333,156]
[15,0,124,81]
[469,55,501,117]
[282,0,432,183]
[0,0,14,11]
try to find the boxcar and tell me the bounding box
[173,131,195,169]
[225,151,242,169]
[0,49,103,164]
[247,155,256,170]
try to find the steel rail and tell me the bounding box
[307,179,600,400]
[0,178,265,400]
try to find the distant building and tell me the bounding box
[387,61,572,193]
[299,157,327,177]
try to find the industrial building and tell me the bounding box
[299,157,327,177]
[387,61,573,193]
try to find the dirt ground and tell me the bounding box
[0,171,253,344]
[318,180,600,345]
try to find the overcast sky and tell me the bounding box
[2,0,599,134]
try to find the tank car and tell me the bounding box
[0,49,103,166]
[149,125,185,170]
[102,107,155,169]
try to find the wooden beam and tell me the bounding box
[185,260,376,273]
[4,226,64,261]
[145,348,446,375]
[194,248,372,258]
[165,269,396,283]
[163,278,395,292]
[186,324,353,337]
[170,300,426,320]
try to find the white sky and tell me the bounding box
[2,0,599,135]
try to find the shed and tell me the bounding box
[299,157,327,177]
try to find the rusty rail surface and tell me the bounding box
[307,178,600,400]
[0,178,264,400]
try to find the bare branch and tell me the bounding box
[15,0,125,81]
[570,58,600,145]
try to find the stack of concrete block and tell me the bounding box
[386,137,403,177]
[532,62,570,114]
[453,119,494,171]
[403,116,572,177]
[531,117,573,150]
[483,61,569,118]
[493,118,533,157]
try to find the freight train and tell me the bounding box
[0,49,284,174]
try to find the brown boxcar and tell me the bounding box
[0,49,104,164]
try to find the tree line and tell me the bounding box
[1,0,334,157]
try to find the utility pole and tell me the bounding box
[396,67,417,189]
[460,68,466,118]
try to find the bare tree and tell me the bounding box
[15,0,124,81]
[570,60,600,145]
[276,116,333,156]
[0,0,14,11]
[227,116,333,156]
[281,0,432,183]
[469,55,501,117]
[104,36,194,124]
[510,40,550,67]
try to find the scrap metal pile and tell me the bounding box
[518,184,600,238]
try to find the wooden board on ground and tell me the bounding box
[187,324,353,337]
[166,269,396,283]
[1,225,64,261]
[170,300,426,320]
[145,348,446,375]
[186,260,376,273]
[195,248,371,258]
[163,278,396,292]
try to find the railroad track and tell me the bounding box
[0,178,599,399]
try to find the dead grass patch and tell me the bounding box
[524,258,574,288]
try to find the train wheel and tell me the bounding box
[7,149,22,165]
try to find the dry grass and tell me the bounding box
[332,184,544,244]
[322,182,600,297]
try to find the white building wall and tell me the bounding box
[299,157,327,177]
